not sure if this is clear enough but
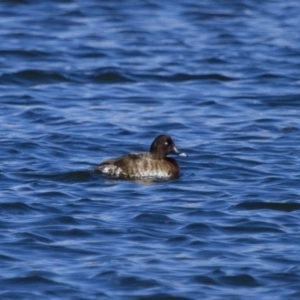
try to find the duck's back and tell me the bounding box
[95,152,179,179]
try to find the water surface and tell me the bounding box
[1,1,300,299]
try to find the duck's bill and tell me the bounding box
[172,145,188,157]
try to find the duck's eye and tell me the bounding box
[164,141,169,145]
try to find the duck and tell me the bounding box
[94,134,187,179]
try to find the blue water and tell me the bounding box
[1,1,300,299]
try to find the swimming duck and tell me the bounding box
[94,134,187,179]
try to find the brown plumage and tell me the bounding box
[94,135,187,179]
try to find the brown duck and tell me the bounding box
[94,135,187,179]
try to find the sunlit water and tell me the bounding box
[1,1,300,299]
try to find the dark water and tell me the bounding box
[1,0,300,299]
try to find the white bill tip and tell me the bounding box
[179,152,187,157]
